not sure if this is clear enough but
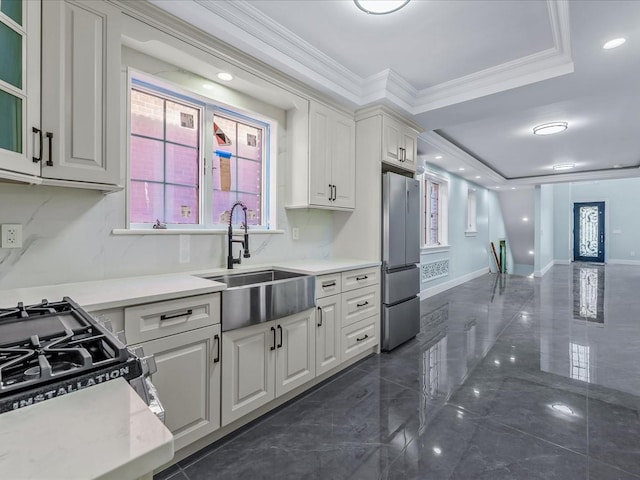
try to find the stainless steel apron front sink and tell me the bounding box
[207,270,316,331]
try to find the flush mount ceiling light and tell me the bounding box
[354,0,410,15]
[551,403,575,416]
[458,167,465,171]
[603,37,626,49]
[553,163,575,171]
[435,155,443,160]
[475,175,481,179]
[217,72,233,82]
[533,122,568,136]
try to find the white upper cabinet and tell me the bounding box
[382,115,418,172]
[289,100,355,210]
[0,0,41,180]
[41,0,121,187]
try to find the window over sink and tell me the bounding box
[128,75,273,230]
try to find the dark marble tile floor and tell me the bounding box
[155,263,640,479]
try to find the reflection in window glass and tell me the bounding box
[1,0,22,25]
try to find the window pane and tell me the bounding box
[237,158,261,195]
[213,155,237,191]
[429,182,439,244]
[0,89,21,153]
[166,144,198,186]
[130,90,164,139]
[130,136,164,182]
[0,21,22,89]
[130,181,164,223]
[1,0,22,25]
[237,123,262,161]
[212,190,237,225]
[213,116,236,155]
[165,185,198,224]
[238,193,261,225]
[166,100,199,147]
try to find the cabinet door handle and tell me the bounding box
[32,127,42,163]
[160,309,193,321]
[270,326,276,351]
[356,275,368,281]
[317,306,323,327]
[333,185,337,201]
[328,184,332,201]
[213,334,220,363]
[356,334,369,342]
[322,281,336,288]
[45,132,54,167]
[356,301,369,308]
[277,325,283,348]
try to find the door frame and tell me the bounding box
[573,201,605,263]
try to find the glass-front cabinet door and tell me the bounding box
[0,0,40,178]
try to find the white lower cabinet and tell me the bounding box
[221,308,315,426]
[133,324,221,451]
[342,316,379,362]
[315,295,341,376]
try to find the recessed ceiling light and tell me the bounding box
[551,403,575,416]
[511,187,516,190]
[495,186,501,189]
[475,175,481,179]
[435,155,443,160]
[533,122,568,136]
[354,0,410,15]
[458,167,465,171]
[528,250,534,255]
[553,163,575,171]
[217,72,233,82]
[613,164,623,168]
[432,446,442,456]
[202,83,214,90]
[603,37,626,50]
[523,217,529,222]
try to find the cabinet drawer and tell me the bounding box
[125,294,220,344]
[342,315,378,362]
[341,285,379,327]
[316,273,342,299]
[341,267,379,292]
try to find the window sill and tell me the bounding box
[464,230,478,237]
[112,228,285,236]
[421,245,450,254]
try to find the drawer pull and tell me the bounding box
[356,275,368,281]
[356,334,369,342]
[160,309,193,321]
[213,334,220,363]
[270,326,276,351]
[322,281,336,288]
[356,301,369,308]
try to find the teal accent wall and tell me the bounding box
[421,164,510,293]
[552,178,640,263]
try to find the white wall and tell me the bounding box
[534,184,555,276]
[420,164,510,297]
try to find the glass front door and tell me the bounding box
[573,202,605,263]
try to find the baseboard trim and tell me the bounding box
[554,259,571,265]
[420,267,489,299]
[534,260,555,277]
[606,259,640,266]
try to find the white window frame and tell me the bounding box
[421,170,449,250]
[125,70,277,232]
[466,188,478,235]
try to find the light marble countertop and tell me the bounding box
[0,258,379,309]
[0,273,226,310]
[0,378,173,480]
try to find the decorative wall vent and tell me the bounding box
[422,259,449,282]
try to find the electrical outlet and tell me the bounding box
[1,224,23,249]
[292,227,300,241]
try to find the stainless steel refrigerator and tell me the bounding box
[382,172,421,351]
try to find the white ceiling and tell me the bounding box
[150,0,640,187]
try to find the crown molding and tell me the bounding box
[148,0,573,115]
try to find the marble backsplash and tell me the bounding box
[0,183,333,289]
